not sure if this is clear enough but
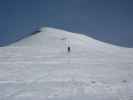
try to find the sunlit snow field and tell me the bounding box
[0,27,133,100]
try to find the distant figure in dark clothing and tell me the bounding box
[67,46,71,53]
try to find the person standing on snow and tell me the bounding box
[66,39,71,53]
[67,46,71,53]
[61,37,71,53]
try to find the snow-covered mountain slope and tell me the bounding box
[0,27,133,100]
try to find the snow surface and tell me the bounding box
[0,27,133,100]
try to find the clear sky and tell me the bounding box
[1,0,133,47]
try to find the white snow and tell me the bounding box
[0,27,133,100]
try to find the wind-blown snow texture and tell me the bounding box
[0,27,133,100]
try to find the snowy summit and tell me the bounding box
[0,27,133,100]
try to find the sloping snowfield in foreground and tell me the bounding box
[0,27,133,100]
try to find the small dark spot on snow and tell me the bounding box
[61,37,67,40]
[122,80,127,83]
[91,81,96,84]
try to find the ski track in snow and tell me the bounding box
[0,27,133,100]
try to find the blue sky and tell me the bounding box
[1,0,133,47]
